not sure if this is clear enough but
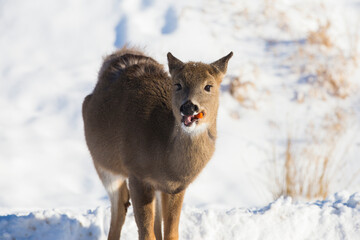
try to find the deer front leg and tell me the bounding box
[161,190,185,240]
[129,176,156,240]
[108,182,130,240]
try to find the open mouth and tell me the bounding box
[181,112,204,127]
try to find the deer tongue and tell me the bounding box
[184,116,193,126]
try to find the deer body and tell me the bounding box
[82,48,232,240]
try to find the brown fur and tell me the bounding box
[82,47,232,240]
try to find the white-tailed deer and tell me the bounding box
[82,48,232,240]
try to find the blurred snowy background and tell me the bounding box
[1,0,360,239]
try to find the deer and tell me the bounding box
[82,47,232,240]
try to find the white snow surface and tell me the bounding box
[1,192,360,240]
[1,0,360,239]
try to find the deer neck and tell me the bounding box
[164,119,217,184]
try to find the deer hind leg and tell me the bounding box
[161,190,185,240]
[129,176,157,240]
[96,166,129,240]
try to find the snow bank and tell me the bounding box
[1,192,360,240]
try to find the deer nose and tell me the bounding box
[180,100,199,115]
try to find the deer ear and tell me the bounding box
[211,52,233,75]
[167,52,184,75]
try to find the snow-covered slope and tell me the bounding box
[1,0,360,239]
[1,192,360,240]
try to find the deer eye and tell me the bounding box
[175,83,182,91]
[204,85,212,92]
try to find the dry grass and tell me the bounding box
[229,77,257,109]
[261,2,360,100]
[307,21,332,48]
[314,63,350,99]
[292,18,359,100]
[229,1,359,102]
[271,108,359,200]
[278,137,333,199]
[229,64,259,109]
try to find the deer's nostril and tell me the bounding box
[180,101,199,115]
[180,104,185,113]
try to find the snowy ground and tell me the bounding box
[1,0,360,239]
[1,192,360,240]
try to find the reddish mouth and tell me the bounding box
[182,112,204,127]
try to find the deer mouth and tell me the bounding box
[181,112,205,127]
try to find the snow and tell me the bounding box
[1,0,360,239]
[1,192,360,240]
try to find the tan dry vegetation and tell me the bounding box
[271,108,359,200]
[260,1,359,100]
[307,21,332,48]
[262,0,287,31]
[293,19,359,100]
[229,77,257,109]
[230,2,359,103]
[229,64,259,109]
